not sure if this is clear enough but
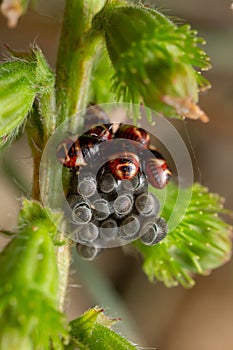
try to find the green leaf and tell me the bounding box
[94,4,211,122]
[0,200,68,350]
[0,46,55,149]
[65,308,138,350]
[133,182,232,288]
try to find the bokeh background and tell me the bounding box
[0,1,233,349]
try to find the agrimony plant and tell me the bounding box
[0,0,232,349]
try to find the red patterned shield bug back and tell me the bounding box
[78,134,105,168]
[145,148,172,189]
[56,138,85,169]
[107,152,140,180]
[83,124,113,142]
[115,124,150,148]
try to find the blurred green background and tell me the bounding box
[0,1,233,349]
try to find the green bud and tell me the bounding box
[0,46,55,148]
[0,60,36,138]
[143,61,209,123]
[66,308,137,350]
[97,5,211,122]
[0,200,68,349]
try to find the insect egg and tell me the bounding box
[98,172,118,194]
[74,222,99,243]
[70,196,92,224]
[135,193,160,217]
[93,198,111,221]
[119,215,141,240]
[77,175,97,198]
[113,193,133,218]
[140,217,168,245]
[76,243,103,260]
[99,218,119,241]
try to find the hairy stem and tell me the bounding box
[55,0,106,128]
[39,0,106,311]
[29,84,56,201]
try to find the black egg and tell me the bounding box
[119,215,141,240]
[140,217,168,245]
[74,222,99,243]
[99,218,119,241]
[135,193,160,217]
[76,243,103,260]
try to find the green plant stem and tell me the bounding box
[55,0,106,128]
[31,148,41,200]
[55,221,71,312]
[38,0,106,210]
[40,82,57,142]
[27,65,56,200]
[26,110,44,201]
[39,0,106,311]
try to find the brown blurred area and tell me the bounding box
[0,1,233,349]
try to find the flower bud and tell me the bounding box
[143,62,209,122]
[97,5,210,122]
[0,46,55,147]
[0,200,68,349]
[0,61,36,140]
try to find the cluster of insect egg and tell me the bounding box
[56,106,172,260]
